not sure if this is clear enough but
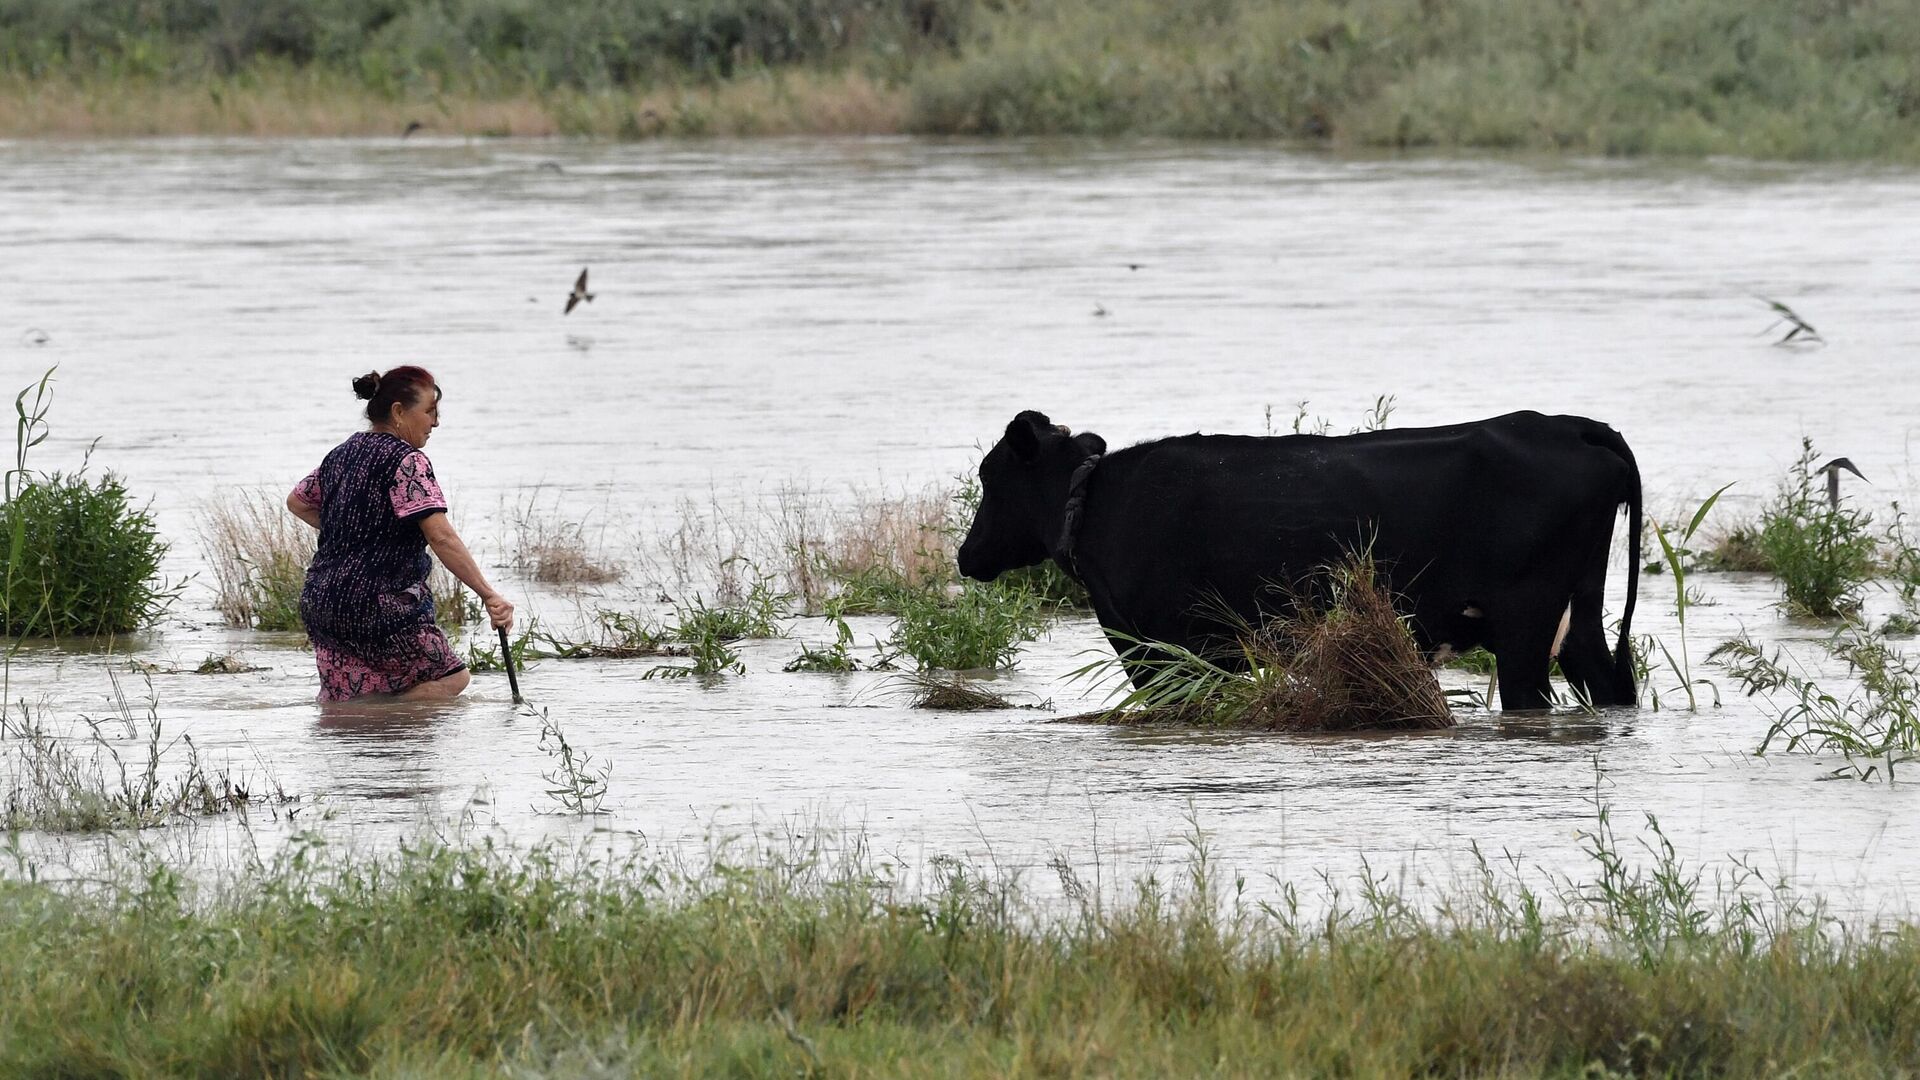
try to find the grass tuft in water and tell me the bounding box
[884,670,1024,711]
[1757,438,1876,619]
[1,673,290,831]
[1715,626,1920,781]
[1078,552,1452,731]
[888,579,1049,671]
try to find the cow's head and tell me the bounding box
[957,410,1106,581]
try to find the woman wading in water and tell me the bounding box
[287,366,513,701]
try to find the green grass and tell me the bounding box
[1757,438,1877,619]
[3,803,1920,1075]
[888,578,1048,670]
[0,368,173,638]
[4,0,1919,158]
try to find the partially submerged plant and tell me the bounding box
[1,368,174,638]
[1075,553,1452,732]
[1644,484,1732,711]
[1714,628,1920,781]
[1,672,291,830]
[535,707,610,815]
[199,488,313,631]
[784,604,861,672]
[510,497,623,586]
[1757,438,1875,618]
[888,579,1048,670]
[1758,296,1823,346]
[884,670,1026,711]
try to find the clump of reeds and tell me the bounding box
[1084,553,1452,732]
[778,485,958,612]
[511,503,624,586]
[1715,626,1920,781]
[201,491,473,631]
[885,670,1021,710]
[1696,521,1772,572]
[199,488,314,631]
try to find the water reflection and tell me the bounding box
[313,698,458,803]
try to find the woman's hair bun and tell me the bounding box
[351,371,381,400]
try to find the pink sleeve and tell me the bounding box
[291,468,323,508]
[390,451,448,520]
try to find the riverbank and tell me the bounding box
[3,0,1917,159]
[4,817,1919,1076]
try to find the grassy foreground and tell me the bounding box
[5,810,1920,1076]
[3,0,1918,158]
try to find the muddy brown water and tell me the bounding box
[3,138,1920,911]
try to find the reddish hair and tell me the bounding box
[351,366,440,424]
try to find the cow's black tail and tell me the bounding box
[1586,422,1642,699]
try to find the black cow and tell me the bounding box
[956,410,1642,711]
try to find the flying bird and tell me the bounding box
[402,120,423,138]
[564,269,594,315]
[1816,457,1866,509]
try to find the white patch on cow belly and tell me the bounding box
[1551,604,1572,659]
[1462,606,1484,619]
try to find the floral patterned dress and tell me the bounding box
[291,431,465,701]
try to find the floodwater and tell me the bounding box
[4,138,1920,911]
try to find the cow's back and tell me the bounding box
[1073,411,1634,652]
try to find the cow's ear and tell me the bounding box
[1006,411,1050,462]
[1074,432,1106,457]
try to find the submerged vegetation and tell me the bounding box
[4,0,1919,158]
[1,676,287,831]
[5,804,1920,1075]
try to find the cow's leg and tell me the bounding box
[1556,591,1628,706]
[1490,597,1562,711]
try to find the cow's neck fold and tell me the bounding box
[1051,453,1103,580]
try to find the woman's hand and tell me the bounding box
[483,593,515,631]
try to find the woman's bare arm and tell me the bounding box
[419,513,514,629]
[287,493,321,529]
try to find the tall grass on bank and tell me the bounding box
[0,368,173,638]
[7,0,1918,159]
[1077,552,1453,731]
[3,804,1917,1075]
